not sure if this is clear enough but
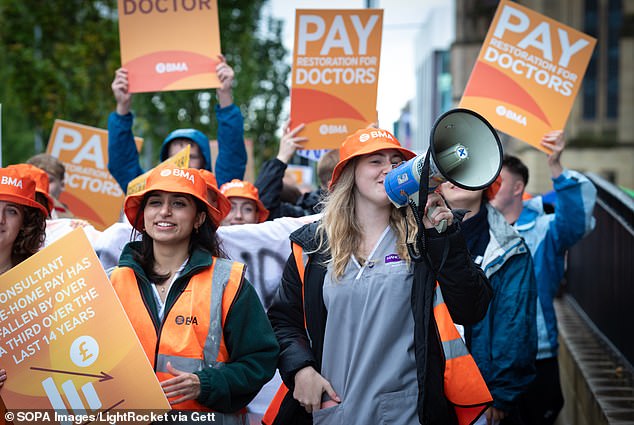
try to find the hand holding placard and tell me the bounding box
[459,0,596,152]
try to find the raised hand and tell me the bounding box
[111,68,132,115]
[216,54,235,108]
[541,130,565,178]
[277,121,308,164]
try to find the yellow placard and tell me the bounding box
[117,0,222,93]
[46,120,143,231]
[459,0,596,152]
[291,9,383,150]
[126,145,190,195]
[0,229,170,423]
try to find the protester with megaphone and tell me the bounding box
[440,178,538,425]
[267,127,493,425]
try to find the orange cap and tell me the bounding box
[198,170,232,223]
[329,128,416,189]
[484,175,502,201]
[0,168,48,216]
[124,165,223,230]
[219,179,269,223]
[7,164,54,214]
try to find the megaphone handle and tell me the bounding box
[427,205,447,233]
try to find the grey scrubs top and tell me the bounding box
[315,226,419,425]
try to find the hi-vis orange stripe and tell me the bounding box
[433,282,492,424]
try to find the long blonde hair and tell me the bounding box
[313,157,418,279]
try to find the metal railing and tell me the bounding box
[566,172,634,371]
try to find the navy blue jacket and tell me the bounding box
[468,204,538,412]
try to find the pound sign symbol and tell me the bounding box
[79,341,93,362]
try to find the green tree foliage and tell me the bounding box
[0,0,289,169]
[0,1,121,163]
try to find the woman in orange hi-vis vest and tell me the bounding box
[109,165,279,424]
[0,167,48,390]
[266,128,494,425]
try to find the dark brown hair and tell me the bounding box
[502,155,529,186]
[12,206,46,264]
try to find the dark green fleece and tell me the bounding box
[117,242,279,412]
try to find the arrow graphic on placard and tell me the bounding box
[30,366,114,382]
[81,399,126,425]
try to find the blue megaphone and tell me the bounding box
[384,108,502,231]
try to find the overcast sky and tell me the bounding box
[264,0,447,129]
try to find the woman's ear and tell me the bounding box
[195,212,207,229]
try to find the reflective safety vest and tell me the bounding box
[111,258,248,424]
[433,281,492,424]
[263,243,492,425]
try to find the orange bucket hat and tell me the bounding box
[7,164,54,214]
[124,165,223,230]
[0,167,48,216]
[198,170,232,223]
[219,179,269,223]
[329,128,416,189]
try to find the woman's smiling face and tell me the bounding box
[143,191,204,245]
[354,149,404,207]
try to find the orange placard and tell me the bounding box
[117,0,221,93]
[46,120,142,231]
[0,229,170,423]
[291,9,383,150]
[459,0,596,152]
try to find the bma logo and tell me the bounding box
[160,168,195,183]
[496,105,527,126]
[156,62,189,74]
[359,130,394,143]
[319,124,348,135]
[221,180,245,191]
[175,315,199,326]
[0,176,23,188]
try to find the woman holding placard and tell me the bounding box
[0,167,48,389]
[109,165,278,422]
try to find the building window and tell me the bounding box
[583,0,598,119]
[606,0,621,118]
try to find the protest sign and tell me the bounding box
[286,165,314,189]
[126,145,190,195]
[459,0,596,152]
[117,0,222,93]
[291,9,383,150]
[0,229,170,423]
[47,120,142,231]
